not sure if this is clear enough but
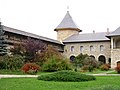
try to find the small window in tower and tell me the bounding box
[71,46,74,52]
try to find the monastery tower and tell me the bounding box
[54,11,82,42]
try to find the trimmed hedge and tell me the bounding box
[37,70,96,82]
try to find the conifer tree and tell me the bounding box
[0,22,7,55]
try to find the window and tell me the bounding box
[70,55,75,61]
[80,46,83,52]
[65,49,67,52]
[90,45,93,51]
[100,45,104,51]
[116,40,120,48]
[71,46,74,52]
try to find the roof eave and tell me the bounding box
[63,40,110,43]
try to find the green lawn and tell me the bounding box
[81,69,113,74]
[0,76,120,90]
[0,69,115,75]
[0,69,51,75]
[0,69,24,75]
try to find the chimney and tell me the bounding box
[93,30,95,34]
[106,28,110,35]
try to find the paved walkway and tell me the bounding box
[88,70,120,76]
[0,74,39,78]
[0,74,120,78]
[0,71,120,78]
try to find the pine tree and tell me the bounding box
[0,22,8,55]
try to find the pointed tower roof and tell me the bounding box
[54,11,81,32]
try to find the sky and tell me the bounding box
[0,0,120,39]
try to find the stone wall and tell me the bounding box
[57,30,79,41]
[64,41,111,63]
[111,49,120,68]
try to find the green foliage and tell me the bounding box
[88,85,120,90]
[21,63,40,74]
[100,64,110,71]
[73,53,88,67]
[41,45,63,62]
[0,55,24,70]
[1,76,120,90]
[23,37,46,62]
[81,65,89,71]
[115,65,120,73]
[0,22,8,55]
[37,70,96,82]
[82,57,98,72]
[41,45,72,72]
[83,57,98,68]
[42,57,72,72]
[73,54,98,72]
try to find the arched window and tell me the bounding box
[80,46,83,53]
[98,55,106,64]
[100,45,104,51]
[70,55,75,61]
[90,55,95,59]
[90,45,93,51]
[117,61,120,66]
[71,46,74,52]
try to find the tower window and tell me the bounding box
[71,46,74,52]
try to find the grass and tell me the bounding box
[106,71,118,74]
[0,69,115,75]
[0,76,120,90]
[81,69,113,74]
[0,69,52,75]
[0,69,24,75]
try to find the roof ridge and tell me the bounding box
[3,26,62,45]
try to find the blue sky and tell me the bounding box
[0,0,120,39]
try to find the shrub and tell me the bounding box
[73,53,88,67]
[58,59,72,70]
[37,70,96,82]
[100,64,109,71]
[81,65,94,72]
[42,57,72,72]
[36,45,64,66]
[83,57,98,68]
[21,63,40,74]
[81,65,89,71]
[42,58,58,72]
[73,54,99,71]
[0,55,24,70]
[115,65,120,73]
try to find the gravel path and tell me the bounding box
[0,71,120,78]
[0,75,39,78]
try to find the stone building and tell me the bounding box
[0,24,64,53]
[54,11,120,69]
[107,27,120,68]
[1,11,120,68]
